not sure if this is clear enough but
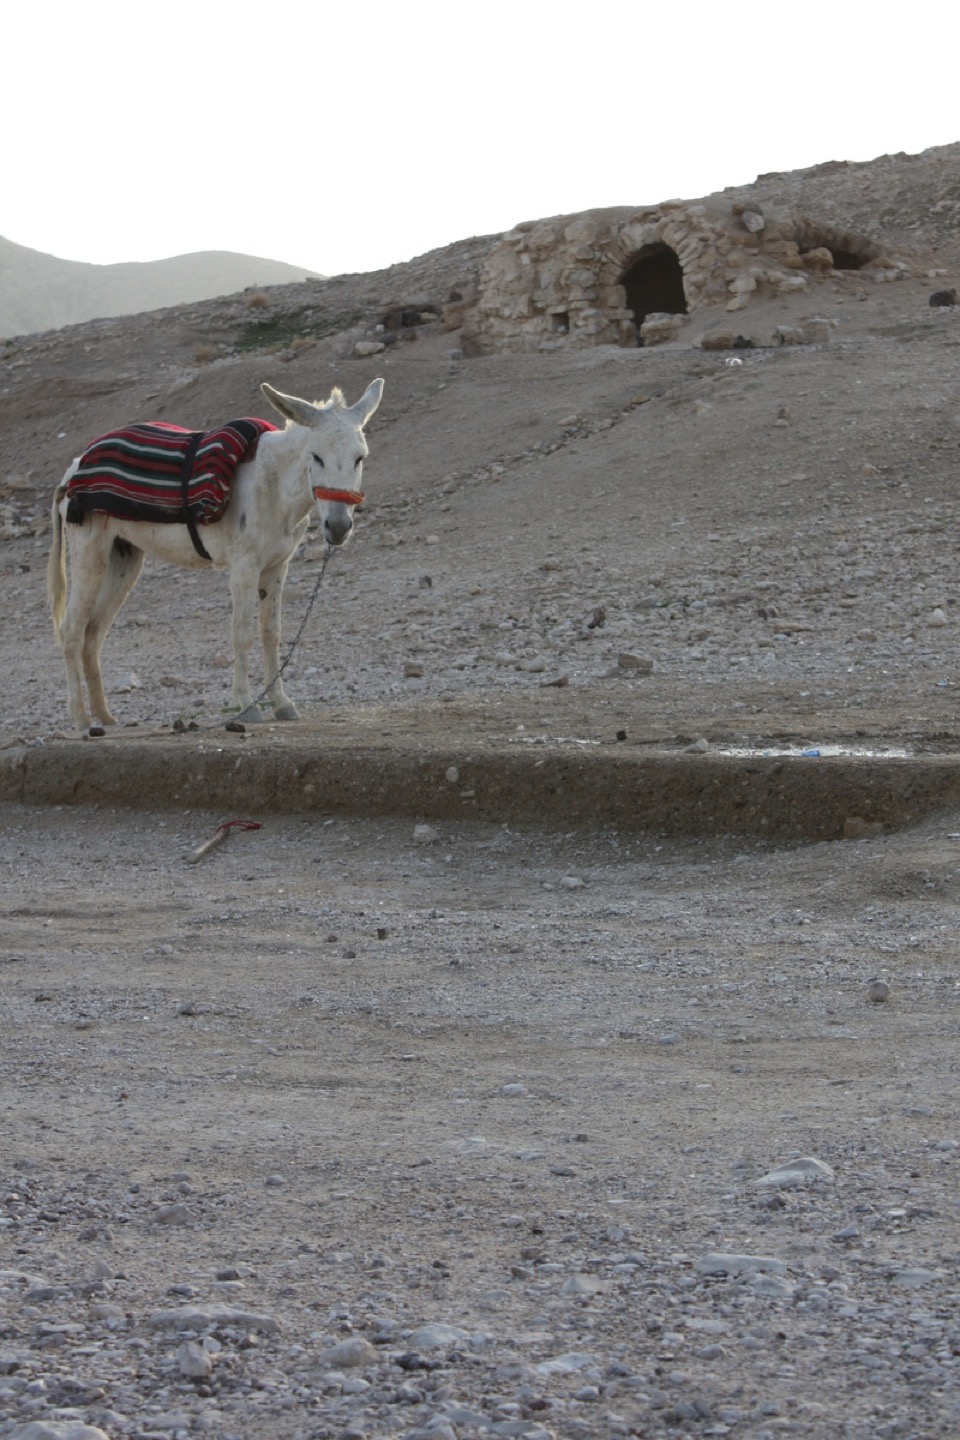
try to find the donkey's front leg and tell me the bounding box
[259,557,299,721]
[229,563,265,723]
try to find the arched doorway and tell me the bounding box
[620,243,687,343]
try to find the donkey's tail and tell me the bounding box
[47,468,75,646]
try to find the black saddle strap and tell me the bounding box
[180,431,212,561]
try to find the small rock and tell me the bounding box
[153,1203,190,1225]
[929,607,948,627]
[562,1273,606,1295]
[891,1267,940,1288]
[867,979,890,1003]
[316,1336,377,1368]
[9,1428,111,1440]
[354,340,385,357]
[404,661,425,678]
[560,875,585,890]
[148,1303,280,1333]
[755,1156,835,1188]
[617,652,654,674]
[410,1322,470,1350]
[696,1252,786,1276]
[535,1351,597,1375]
[929,288,957,306]
[178,1339,213,1378]
[413,824,440,845]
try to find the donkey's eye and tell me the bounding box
[312,453,324,469]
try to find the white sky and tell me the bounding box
[4,1,957,278]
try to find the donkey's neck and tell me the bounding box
[261,425,314,522]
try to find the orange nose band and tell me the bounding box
[314,487,365,506]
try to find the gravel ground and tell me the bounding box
[3,151,960,1439]
[2,801,960,1440]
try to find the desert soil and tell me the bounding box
[2,149,960,1440]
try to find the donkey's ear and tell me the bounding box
[260,383,319,427]
[350,377,384,429]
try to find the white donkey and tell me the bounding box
[48,378,383,728]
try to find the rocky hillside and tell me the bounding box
[0,235,322,339]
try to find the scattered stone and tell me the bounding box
[148,1303,281,1333]
[562,1273,606,1295]
[867,979,891,1003]
[354,340,385,357]
[535,1351,597,1375]
[618,652,654,674]
[413,823,440,845]
[316,1336,377,1367]
[755,1156,835,1187]
[695,1252,787,1276]
[178,1339,213,1378]
[152,1203,190,1225]
[560,875,585,890]
[891,1267,940,1288]
[410,1322,471,1350]
[929,288,957,306]
[8,1427,111,1440]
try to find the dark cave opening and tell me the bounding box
[620,243,687,343]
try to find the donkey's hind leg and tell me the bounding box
[59,524,113,727]
[81,537,145,724]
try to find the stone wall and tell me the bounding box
[462,199,900,353]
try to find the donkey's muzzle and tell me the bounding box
[323,514,353,545]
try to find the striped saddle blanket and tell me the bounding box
[64,417,278,528]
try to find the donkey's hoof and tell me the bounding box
[237,704,266,724]
[274,702,300,722]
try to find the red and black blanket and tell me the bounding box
[64,417,277,528]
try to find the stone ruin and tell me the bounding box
[460,198,901,353]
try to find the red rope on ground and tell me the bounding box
[215,819,262,835]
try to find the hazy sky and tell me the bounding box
[4,1,956,277]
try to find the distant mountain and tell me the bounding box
[0,235,323,339]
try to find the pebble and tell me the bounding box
[867,979,891,1003]
[535,1351,597,1374]
[315,1337,377,1367]
[8,1427,111,1440]
[177,1338,212,1378]
[413,824,440,845]
[755,1156,835,1187]
[695,1253,787,1276]
[148,1302,281,1333]
[410,1323,471,1350]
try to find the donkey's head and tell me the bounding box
[262,378,384,546]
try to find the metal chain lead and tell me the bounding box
[230,543,334,724]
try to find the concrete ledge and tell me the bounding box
[4,734,960,841]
